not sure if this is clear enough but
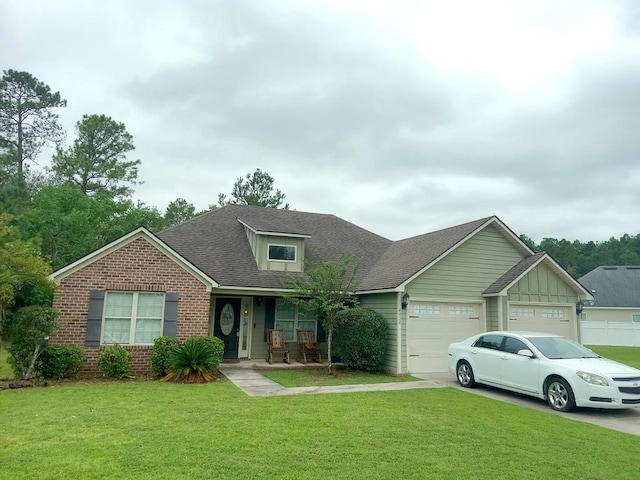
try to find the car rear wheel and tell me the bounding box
[546,377,575,412]
[457,361,475,388]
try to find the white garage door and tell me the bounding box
[508,305,575,339]
[408,302,483,373]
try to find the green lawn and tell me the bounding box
[1,382,640,479]
[261,368,418,387]
[588,345,640,369]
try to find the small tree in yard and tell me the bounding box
[7,305,58,380]
[287,252,359,373]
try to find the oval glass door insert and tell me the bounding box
[220,303,234,336]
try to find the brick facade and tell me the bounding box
[50,236,212,374]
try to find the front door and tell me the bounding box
[214,298,241,359]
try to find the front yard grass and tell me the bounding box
[588,345,640,369]
[1,380,639,479]
[260,367,419,387]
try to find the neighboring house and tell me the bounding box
[578,266,640,346]
[49,205,593,374]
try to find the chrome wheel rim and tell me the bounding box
[457,364,471,385]
[548,381,568,409]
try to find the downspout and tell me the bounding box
[397,291,403,375]
[498,296,503,331]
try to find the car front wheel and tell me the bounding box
[457,361,475,388]
[546,377,575,412]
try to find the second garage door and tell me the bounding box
[508,304,575,339]
[408,302,483,373]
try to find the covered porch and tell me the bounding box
[209,294,327,363]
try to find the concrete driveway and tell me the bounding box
[420,372,640,436]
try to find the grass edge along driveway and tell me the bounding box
[1,381,639,479]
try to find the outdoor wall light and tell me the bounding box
[401,292,410,309]
[256,297,262,307]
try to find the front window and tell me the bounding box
[633,314,640,323]
[527,336,599,359]
[268,245,296,261]
[274,299,317,342]
[102,292,164,345]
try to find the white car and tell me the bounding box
[448,331,640,411]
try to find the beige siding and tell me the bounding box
[507,263,578,304]
[407,225,524,300]
[254,235,304,272]
[359,293,404,374]
[485,297,499,331]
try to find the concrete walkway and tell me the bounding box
[217,366,448,397]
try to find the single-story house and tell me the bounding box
[49,205,593,374]
[578,266,640,346]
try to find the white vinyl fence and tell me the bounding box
[581,321,640,346]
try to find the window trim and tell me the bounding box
[267,244,297,262]
[101,291,165,346]
[274,299,317,342]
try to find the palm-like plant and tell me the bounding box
[162,338,217,383]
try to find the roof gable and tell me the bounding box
[50,227,218,290]
[358,216,534,292]
[484,252,593,299]
[579,266,640,307]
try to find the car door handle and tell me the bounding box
[501,356,509,360]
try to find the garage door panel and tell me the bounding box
[408,302,483,373]
[508,305,574,338]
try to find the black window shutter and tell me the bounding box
[316,319,327,343]
[264,297,275,341]
[163,293,179,337]
[86,290,105,346]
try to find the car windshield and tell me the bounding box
[526,336,599,359]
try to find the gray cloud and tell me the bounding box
[3,0,640,245]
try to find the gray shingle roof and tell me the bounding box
[157,205,496,291]
[157,205,392,289]
[578,266,640,307]
[483,252,546,294]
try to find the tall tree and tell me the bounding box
[164,198,196,226]
[52,114,140,197]
[0,69,67,176]
[287,252,359,372]
[218,168,289,209]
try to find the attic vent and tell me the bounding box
[626,267,640,270]
[603,267,618,270]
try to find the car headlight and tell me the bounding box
[576,371,609,386]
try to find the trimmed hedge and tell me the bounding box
[40,346,86,380]
[98,345,132,378]
[151,337,180,376]
[333,307,388,372]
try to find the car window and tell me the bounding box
[473,334,504,350]
[503,337,529,355]
[526,336,599,359]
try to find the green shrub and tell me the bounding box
[151,337,179,376]
[6,306,59,380]
[163,336,224,383]
[190,336,224,369]
[333,307,388,372]
[40,346,86,380]
[98,345,132,378]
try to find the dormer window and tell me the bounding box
[268,244,296,262]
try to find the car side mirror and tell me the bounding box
[517,349,535,358]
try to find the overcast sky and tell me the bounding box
[3,0,639,242]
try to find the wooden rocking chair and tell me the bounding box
[296,329,322,364]
[267,329,290,364]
